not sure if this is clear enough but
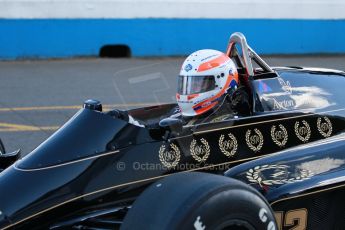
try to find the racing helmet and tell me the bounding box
[177,49,239,117]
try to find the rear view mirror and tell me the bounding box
[0,139,21,172]
[159,118,183,134]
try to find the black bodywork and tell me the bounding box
[0,33,344,229]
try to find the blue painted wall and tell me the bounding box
[0,19,345,59]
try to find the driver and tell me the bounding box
[172,49,251,125]
[109,49,250,127]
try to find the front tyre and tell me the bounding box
[121,172,276,230]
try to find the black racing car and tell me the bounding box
[0,32,344,230]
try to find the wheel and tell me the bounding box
[121,172,276,230]
[0,139,5,155]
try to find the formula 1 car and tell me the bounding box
[0,32,344,230]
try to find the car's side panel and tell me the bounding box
[225,133,345,229]
[165,109,345,172]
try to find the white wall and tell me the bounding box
[0,0,345,19]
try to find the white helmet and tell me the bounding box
[177,49,239,117]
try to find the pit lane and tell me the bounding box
[0,56,344,155]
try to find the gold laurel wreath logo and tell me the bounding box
[294,120,311,142]
[219,133,238,157]
[317,117,332,138]
[271,124,288,147]
[246,164,314,187]
[158,143,181,169]
[245,128,264,152]
[190,138,210,162]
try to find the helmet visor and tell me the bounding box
[178,75,216,95]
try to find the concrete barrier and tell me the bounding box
[0,0,344,59]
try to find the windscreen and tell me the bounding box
[17,109,132,169]
[178,75,215,95]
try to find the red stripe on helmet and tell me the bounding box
[197,54,229,72]
[187,94,199,101]
[194,102,218,115]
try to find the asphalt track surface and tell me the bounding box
[0,56,345,155]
